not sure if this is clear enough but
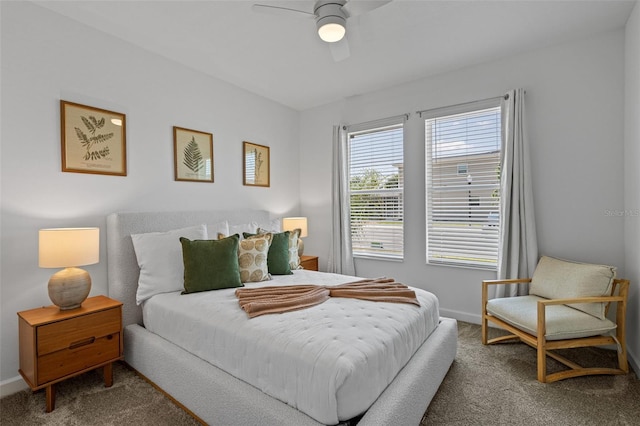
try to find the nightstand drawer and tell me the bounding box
[38,333,120,385]
[37,308,121,356]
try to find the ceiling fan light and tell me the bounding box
[317,15,346,42]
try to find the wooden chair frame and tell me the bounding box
[481,278,629,383]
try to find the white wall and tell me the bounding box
[0,2,300,388]
[624,1,640,374]
[300,30,629,335]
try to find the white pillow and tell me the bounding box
[228,222,259,238]
[131,224,207,304]
[207,221,229,239]
[259,218,282,232]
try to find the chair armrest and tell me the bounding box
[482,278,532,286]
[482,278,533,316]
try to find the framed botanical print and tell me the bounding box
[243,141,270,187]
[60,100,127,176]
[173,126,213,182]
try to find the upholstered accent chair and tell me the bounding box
[482,256,629,383]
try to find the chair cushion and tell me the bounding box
[529,256,615,319]
[486,295,617,341]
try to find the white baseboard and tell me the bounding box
[439,308,481,325]
[0,375,28,398]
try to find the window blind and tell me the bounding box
[425,104,501,269]
[348,122,404,259]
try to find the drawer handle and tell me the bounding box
[69,336,95,349]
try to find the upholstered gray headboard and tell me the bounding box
[106,209,271,327]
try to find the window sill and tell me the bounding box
[354,254,404,263]
[427,260,497,272]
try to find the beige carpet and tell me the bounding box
[0,363,198,425]
[422,322,640,425]
[2,322,638,425]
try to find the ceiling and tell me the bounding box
[34,0,636,111]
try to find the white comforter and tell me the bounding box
[142,270,439,425]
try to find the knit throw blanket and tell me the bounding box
[235,277,420,318]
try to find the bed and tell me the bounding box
[106,209,457,425]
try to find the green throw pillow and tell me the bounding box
[243,231,292,275]
[180,235,243,294]
[258,227,300,270]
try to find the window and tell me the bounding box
[348,118,404,259]
[424,100,501,269]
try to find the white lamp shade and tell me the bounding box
[282,217,308,238]
[39,228,100,268]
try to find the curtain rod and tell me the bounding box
[342,113,410,131]
[416,93,509,118]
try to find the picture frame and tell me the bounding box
[173,126,214,183]
[243,141,270,187]
[60,100,127,176]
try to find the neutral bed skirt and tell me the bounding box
[123,317,458,426]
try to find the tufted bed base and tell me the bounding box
[107,209,457,425]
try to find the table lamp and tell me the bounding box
[39,227,99,310]
[282,217,308,257]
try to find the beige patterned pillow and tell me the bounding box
[288,228,301,270]
[238,233,272,283]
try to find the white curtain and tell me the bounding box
[328,125,356,275]
[496,89,538,297]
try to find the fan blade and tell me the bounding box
[342,0,392,17]
[329,37,350,62]
[252,4,315,19]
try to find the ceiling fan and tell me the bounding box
[252,1,392,61]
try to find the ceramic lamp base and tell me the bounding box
[297,238,304,257]
[48,267,91,310]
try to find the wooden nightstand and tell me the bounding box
[299,255,319,271]
[18,295,123,412]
